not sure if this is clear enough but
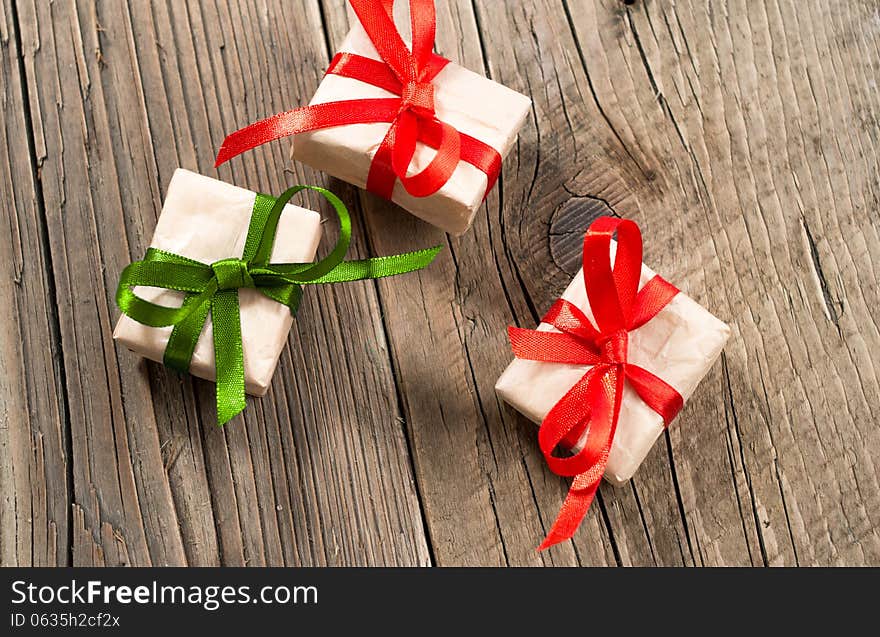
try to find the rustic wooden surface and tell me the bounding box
[1,0,879,566]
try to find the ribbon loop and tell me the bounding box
[505,216,684,550]
[117,186,442,426]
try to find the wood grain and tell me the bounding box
[6,0,430,567]
[0,0,69,567]
[1,0,878,566]
[562,0,880,564]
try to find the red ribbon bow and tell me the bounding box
[215,0,502,200]
[507,217,684,550]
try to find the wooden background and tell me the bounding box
[2,0,879,567]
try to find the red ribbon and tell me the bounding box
[507,217,684,550]
[215,0,502,200]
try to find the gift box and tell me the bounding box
[292,10,532,234]
[215,0,532,236]
[113,168,322,396]
[115,169,441,425]
[495,217,730,548]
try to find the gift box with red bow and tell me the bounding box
[495,218,730,549]
[216,0,531,235]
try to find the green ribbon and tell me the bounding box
[116,185,441,425]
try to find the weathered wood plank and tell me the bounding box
[13,0,430,566]
[197,0,431,567]
[321,0,693,565]
[315,0,633,565]
[5,0,880,567]
[460,0,679,566]
[562,0,880,564]
[0,0,69,566]
[555,0,742,566]
[16,0,186,567]
[321,0,880,566]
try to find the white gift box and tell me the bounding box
[292,11,531,235]
[495,254,731,485]
[113,169,323,396]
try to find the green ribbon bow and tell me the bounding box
[116,185,441,425]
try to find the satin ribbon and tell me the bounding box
[117,185,441,425]
[214,0,502,199]
[507,217,684,550]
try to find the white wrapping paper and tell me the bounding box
[495,253,731,485]
[293,14,531,235]
[113,169,323,396]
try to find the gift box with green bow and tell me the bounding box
[114,169,439,424]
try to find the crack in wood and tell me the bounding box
[802,216,842,331]
[721,352,769,566]
[548,190,617,275]
[561,0,652,180]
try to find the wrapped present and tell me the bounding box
[495,217,730,549]
[215,0,531,235]
[114,169,322,398]
[115,169,440,424]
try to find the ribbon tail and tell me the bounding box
[215,100,400,167]
[211,289,247,426]
[300,246,443,284]
[538,366,624,550]
[367,119,405,199]
[164,294,212,373]
[538,470,602,551]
